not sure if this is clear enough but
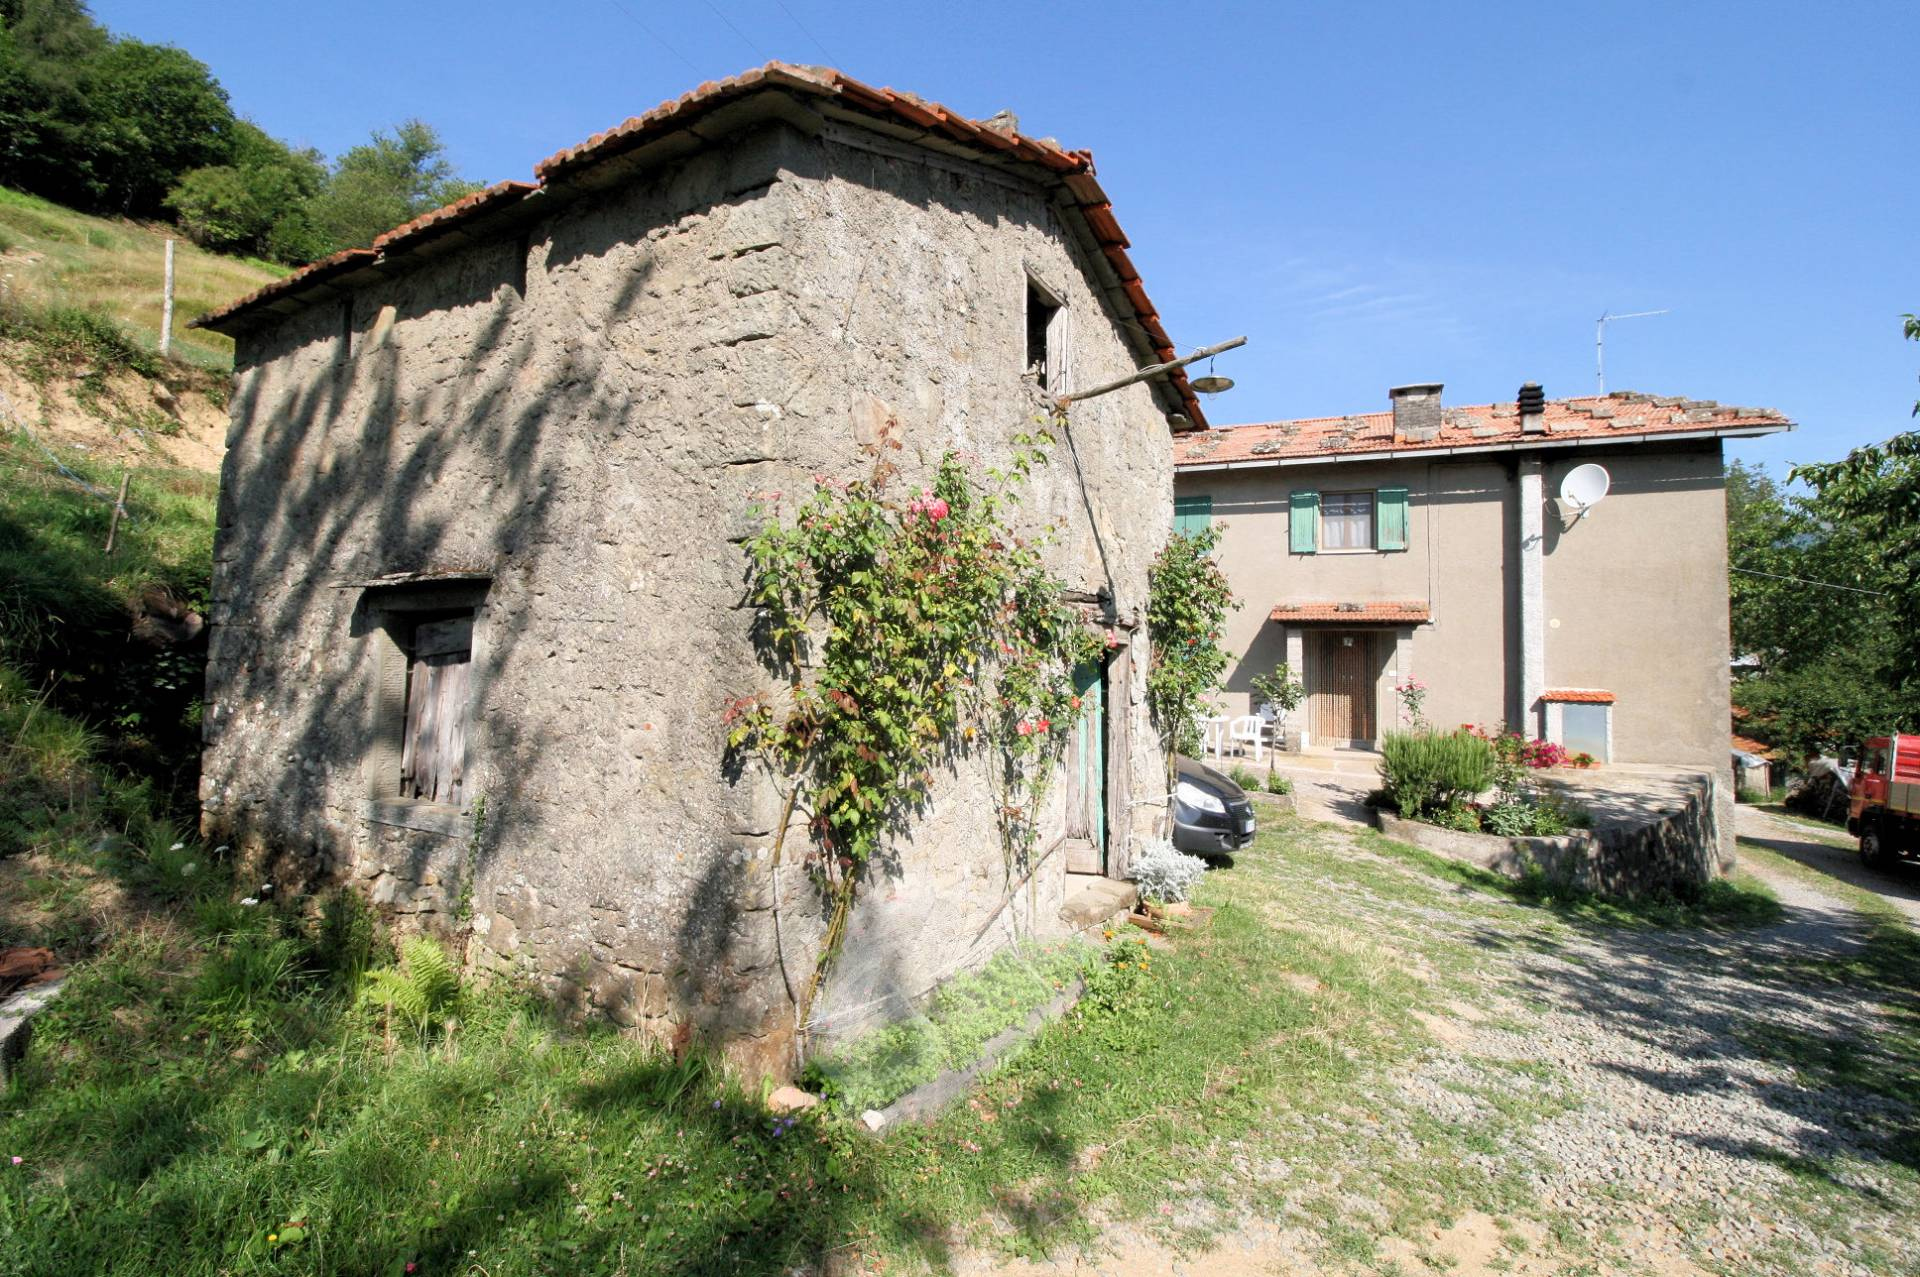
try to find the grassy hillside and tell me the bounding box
[0,186,286,371]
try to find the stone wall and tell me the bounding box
[1375,770,1723,900]
[201,116,1172,1075]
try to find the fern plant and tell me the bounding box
[357,936,461,1037]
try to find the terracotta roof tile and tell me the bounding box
[1268,601,1430,624]
[1542,689,1617,704]
[191,62,1202,428]
[1175,395,1791,466]
[1731,733,1777,758]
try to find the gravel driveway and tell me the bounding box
[1736,803,1920,928]
[969,811,1920,1276]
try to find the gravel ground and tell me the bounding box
[969,813,1919,1276]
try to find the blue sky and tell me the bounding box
[95,0,1917,475]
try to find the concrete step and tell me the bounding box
[1059,874,1136,930]
[1270,751,1385,779]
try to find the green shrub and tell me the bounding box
[1431,797,1481,832]
[1227,763,1260,790]
[1380,730,1494,819]
[1263,770,1292,795]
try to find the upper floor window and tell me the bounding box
[1321,492,1375,550]
[1289,487,1410,554]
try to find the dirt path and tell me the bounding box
[1736,804,1920,928]
[960,816,1919,1277]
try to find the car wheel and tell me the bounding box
[1861,824,1896,870]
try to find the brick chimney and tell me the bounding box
[1389,383,1443,443]
[1518,382,1547,434]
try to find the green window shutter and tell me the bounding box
[1172,493,1212,537]
[1289,490,1320,554]
[1376,486,1410,551]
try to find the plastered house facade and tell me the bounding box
[193,64,1203,1073]
[1174,384,1791,856]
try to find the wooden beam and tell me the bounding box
[1057,336,1247,406]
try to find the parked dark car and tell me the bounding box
[1171,754,1256,856]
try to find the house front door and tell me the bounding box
[1310,631,1378,745]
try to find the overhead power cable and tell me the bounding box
[1730,565,1888,597]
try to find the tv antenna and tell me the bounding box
[1595,309,1669,394]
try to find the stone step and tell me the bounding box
[1059,873,1136,930]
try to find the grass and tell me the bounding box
[0,797,1605,1276]
[0,430,215,802]
[0,185,284,372]
[2,793,1912,1273]
[804,941,1098,1115]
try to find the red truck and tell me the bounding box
[1846,735,1920,869]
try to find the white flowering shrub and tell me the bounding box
[1129,837,1209,904]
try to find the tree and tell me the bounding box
[0,3,235,216]
[304,120,482,252]
[1146,526,1234,766]
[167,121,328,260]
[1729,313,1920,763]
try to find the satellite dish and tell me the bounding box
[1560,463,1611,520]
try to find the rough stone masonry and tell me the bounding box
[193,67,1185,1076]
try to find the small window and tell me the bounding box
[399,614,473,805]
[1864,747,1888,777]
[1321,492,1375,550]
[1026,279,1061,389]
[1562,702,1610,762]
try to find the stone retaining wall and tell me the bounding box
[1376,770,1722,899]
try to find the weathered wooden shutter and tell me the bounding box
[1046,304,1073,396]
[1173,493,1212,537]
[1289,490,1320,554]
[1376,486,1410,551]
[402,616,473,805]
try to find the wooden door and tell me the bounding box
[1310,632,1376,744]
[1064,660,1107,872]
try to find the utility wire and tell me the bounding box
[697,0,773,63]
[1731,565,1888,597]
[768,0,840,66]
[602,0,701,76]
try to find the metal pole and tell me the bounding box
[1594,309,1668,395]
[160,239,175,358]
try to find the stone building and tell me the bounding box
[1174,384,1792,855]
[192,64,1204,1073]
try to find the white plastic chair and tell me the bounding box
[1199,716,1228,758]
[1229,715,1266,763]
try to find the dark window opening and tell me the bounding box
[338,299,354,360]
[511,233,530,300]
[1026,281,1059,388]
[399,612,473,805]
